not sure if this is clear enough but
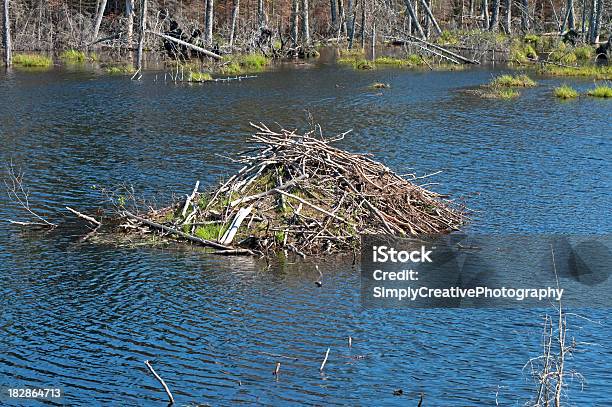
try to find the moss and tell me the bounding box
[60,49,86,62]
[13,53,53,67]
[489,74,536,87]
[105,64,136,74]
[187,72,213,82]
[538,64,612,80]
[553,84,579,99]
[587,85,612,98]
[274,231,286,244]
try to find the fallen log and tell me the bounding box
[147,31,222,60]
[122,210,233,250]
[389,34,480,64]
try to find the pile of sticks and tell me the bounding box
[128,123,465,256]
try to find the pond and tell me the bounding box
[0,61,610,405]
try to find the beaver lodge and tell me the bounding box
[121,123,466,256]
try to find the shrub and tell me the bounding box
[587,85,612,98]
[13,53,53,67]
[221,62,242,75]
[436,30,460,46]
[553,84,579,99]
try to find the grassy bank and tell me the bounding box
[13,54,53,68]
[554,85,579,99]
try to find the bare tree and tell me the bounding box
[301,0,310,45]
[3,0,10,66]
[330,0,338,32]
[258,0,267,26]
[490,0,500,30]
[204,0,214,46]
[590,0,602,43]
[126,0,135,46]
[520,0,530,31]
[505,0,512,33]
[338,0,347,35]
[482,0,490,29]
[404,0,425,38]
[229,0,240,48]
[93,0,108,40]
[136,0,147,71]
[291,0,299,47]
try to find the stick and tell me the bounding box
[320,348,330,371]
[147,31,222,59]
[181,180,200,217]
[230,174,308,207]
[65,206,101,226]
[122,211,233,250]
[275,190,355,226]
[144,360,175,404]
[219,205,253,245]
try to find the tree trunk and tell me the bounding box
[93,0,108,40]
[258,0,266,26]
[520,0,529,31]
[591,0,601,43]
[505,0,511,33]
[490,0,500,30]
[371,21,376,60]
[567,0,575,29]
[338,0,346,35]
[347,0,355,48]
[126,0,135,46]
[301,0,310,45]
[403,0,425,38]
[360,0,365,49]
[291,0,299,47]
[419,0,442,36]
[3,0,10,66]
[482,0,490,29]
[330,0,337,32]
[136,0,147,71]
[204,0,214,47]
[229,0,240,48]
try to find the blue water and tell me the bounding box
[0,61,610,405]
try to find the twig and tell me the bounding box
[320,348,330,371]
[144,360,175,404]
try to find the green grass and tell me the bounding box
[105,64,136,74]
[485,87,520,99]
[354,59,374,70]
[374,56,411,67]
[549,43,577,64]
[239,53,269,70]
[194,223,226,241]
[509,40,537,63]
[538,64,612,80]
[60,49,86,62]
[587,85,612,98]
[13,53,53,67]
[187,72,213,82]
[573,46,594,62]
[553,84,579,99]
[489,74,536,87]
[436,30,460,46]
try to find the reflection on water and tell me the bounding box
[0,64,610,405]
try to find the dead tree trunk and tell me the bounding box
[403,0,425,39]
[291,0,299,47]
[338,0,346,35]
[126,0,135,46]
[204,0,214,46]
[347,0,355,48]
[93,0,108,40]
[590,0,602,43]
[301,0,310,45]
[505,0,512,33]
[258,0,266,26]
[482,0,490,29]
[567,0,575,29]
[360,0,365,49]
[136,0,147,71]
[490,0,500,30]
[419,0,442,36]
[520,0,529,31]
[330,0,337,32]
[3,0,10,66]
[229,0,240,48]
